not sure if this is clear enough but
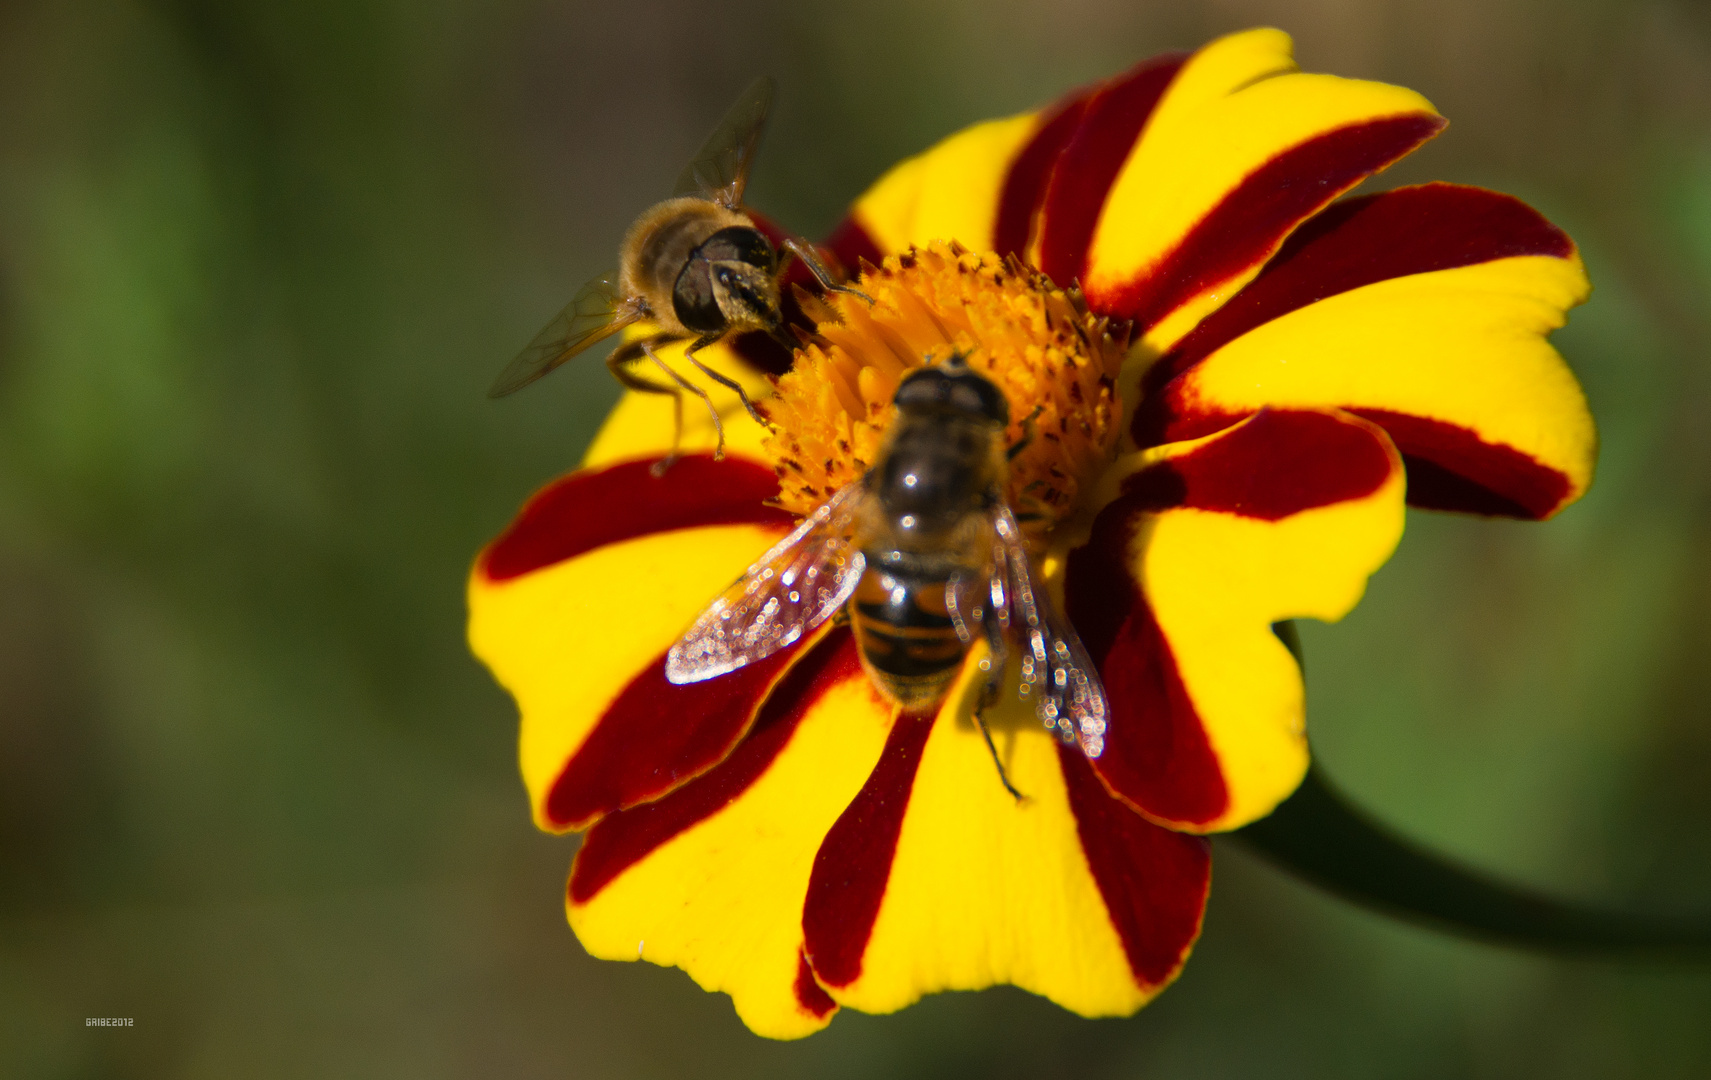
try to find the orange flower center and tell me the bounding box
[762,242,1131,543]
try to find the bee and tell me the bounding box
[665,356,1108,798]
[489,76,863,465]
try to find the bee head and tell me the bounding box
[710,259,782,330]
[674,226,782,335]
[893,355,1010,427]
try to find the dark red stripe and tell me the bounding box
[1136,183,1576,414]
[1352,409,1573,519]
[743,207,791,261]
[567,630,861,898]
[801,709,934,987]
[726,329,795,376]
[823,213,887,270]
[1091,114,1446,328]
[481,455,791,581]
[546,642,803,830]
[1036,54,1187,288]
[992,89,1093,261]
[1064,504,1227,826]
[1134,406,1243,448]
[1124,408,1394,521]
[1136,406,1572,522]
[1058,746,1210,986]
[1065,409,1396,825]
[793,951,838,1019]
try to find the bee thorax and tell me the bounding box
[873,416,1004,539]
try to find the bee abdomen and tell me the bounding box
[850,569,968,711]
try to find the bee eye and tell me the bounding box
[717,268,733,285]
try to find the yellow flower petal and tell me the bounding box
[1079,28,1443,349]
[468,455,796,830]
[801,685,1209,1017]
[567,631,890,1039]
[847,113,1043,257]
[1137,183,1594,518]
[1068,408,1406,831]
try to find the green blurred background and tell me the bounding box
[3,0,1710,1076]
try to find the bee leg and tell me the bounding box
[973,710,1025,803]
[972,627,1025,802]
[641,340,726,464]
[682,334,767,425]
[606,335,689,475]
[782,237,875,307]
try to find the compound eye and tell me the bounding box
[892,360,1008,423]
[946,383,980,414]
[700,226,775,272]
[945,379,1009,425]
[893,368,948,409]
[716,268,733,286]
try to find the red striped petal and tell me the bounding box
[793,951,838,1019]
[568,629,863,896]
[1140,184,1576,399]
[1124,407,1397,520]
[1067,409,1403,828]
[480,455,791,582]
[1354,409,1573,519]
[992,87,1094,261]
[1091,115,1445,331]
[1058,746,1211,986]
[800,710,936,988]
[1132,184,1590,519]
[1137,406,1573,521]
[1036,54,1187,288]
[544,634,819,830]
[1066,504,1228,826]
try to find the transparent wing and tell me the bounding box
[666,479,869,683]
[944,567,986,646]
[992,505,1110,758]
[671,76,775,209]
[488,271,640,398]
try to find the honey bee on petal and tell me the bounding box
[490,77,865,469]
[665,356,1108,798]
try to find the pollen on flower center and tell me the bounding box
[762,241,1131,541]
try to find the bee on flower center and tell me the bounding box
[666,355,1109,798]
[847,357,1014,712]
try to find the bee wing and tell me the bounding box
[670,76,775,209]
[992,505,1110,758]
[666,478,869,683]
[488,270,642,398]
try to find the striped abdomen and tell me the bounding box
[849,567,968,712]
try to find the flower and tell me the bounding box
[467,28,1594,1039]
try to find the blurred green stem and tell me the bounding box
[1243,621,1711,955]
[1235,763,1711,956]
